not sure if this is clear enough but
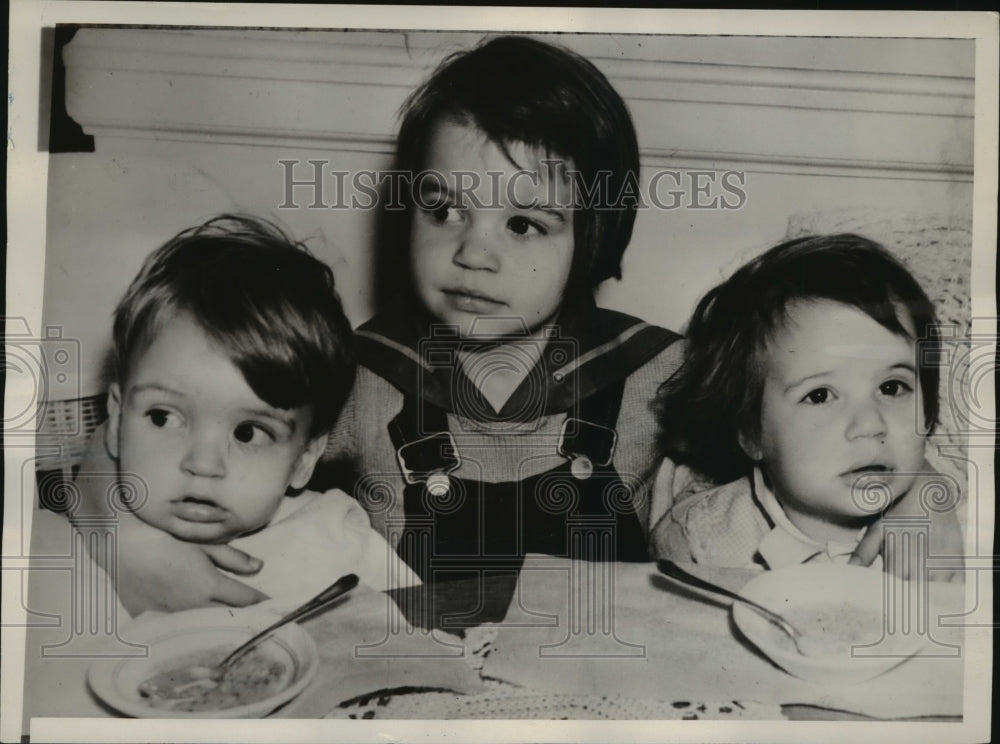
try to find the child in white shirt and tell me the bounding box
[653,234,958,574]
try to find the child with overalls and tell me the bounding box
[326,35,682,584]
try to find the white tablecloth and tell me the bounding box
[483,556,968,719]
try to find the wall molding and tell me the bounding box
[65,29,974,181]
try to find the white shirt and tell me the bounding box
[229,488,421,598]
[753,469,882,570]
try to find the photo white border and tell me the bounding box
[6,3,996,743]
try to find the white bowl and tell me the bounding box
[733,564,927,685]
[88,606,319,718]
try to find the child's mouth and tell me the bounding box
[442,288,505,313]
[173,496,226,523]
[841,464,892,478]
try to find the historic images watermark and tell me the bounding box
[277,159,749,212]
[4,318,81,438]
[4,317,146,658]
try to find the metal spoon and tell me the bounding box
[156,573,360,696]
[656,559,810,656]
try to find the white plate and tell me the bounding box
[733,564,927,686]
[88,607,319,718]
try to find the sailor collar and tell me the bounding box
[355,297,679,420]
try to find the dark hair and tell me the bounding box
[657,234,940,483]
[391,35,640,297]
[112,215,355,438]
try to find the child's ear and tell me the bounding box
[737,429,762,462]
[290,434,327,490]
[105,383,123,461]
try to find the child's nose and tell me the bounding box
[452,222,501,271]
[846,401,889,440]
[180,429,227,478]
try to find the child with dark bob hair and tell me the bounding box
[386,34,642,300]
[652,234,957,571]
[338,34,682,584]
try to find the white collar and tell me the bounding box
[753,468,875,570]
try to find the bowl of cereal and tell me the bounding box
[732,564,927,685]
[88,606,319,717]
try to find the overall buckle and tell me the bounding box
[557,418,618,480]
[396,432,461,495]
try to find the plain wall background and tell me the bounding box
[44,29,974,397]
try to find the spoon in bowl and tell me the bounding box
[147,573,359,697]
[656,559,811,656]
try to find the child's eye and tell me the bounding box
[424,204,463,226]
[146,408,182,428]
[801,388,832,405]
[879,379,913,397]
[507,216,547,238]
[233,423,275,446]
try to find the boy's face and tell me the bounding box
[106,311,325,543]
[410,120,576,339]
[745,300,926,538]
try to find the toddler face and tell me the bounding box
[748,300,926,534]
[410,120,576,339]
[106,312,324,543]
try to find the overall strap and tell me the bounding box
[557,379,627,476]
[388,395,455,487]
[388,393,447,451]
[578,379,626,430]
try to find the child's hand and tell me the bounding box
[113,513,269,615]
[849,472,965,583]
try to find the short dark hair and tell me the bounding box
[657,233,940,483]
[112,215,355,438]
[392,35,641,296]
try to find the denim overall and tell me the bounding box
[390,377,649,584]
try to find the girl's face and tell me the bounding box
[410,120,576,339]
[744,300,927,540]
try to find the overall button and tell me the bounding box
[570,455,594,480]
[426,472,451,496]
